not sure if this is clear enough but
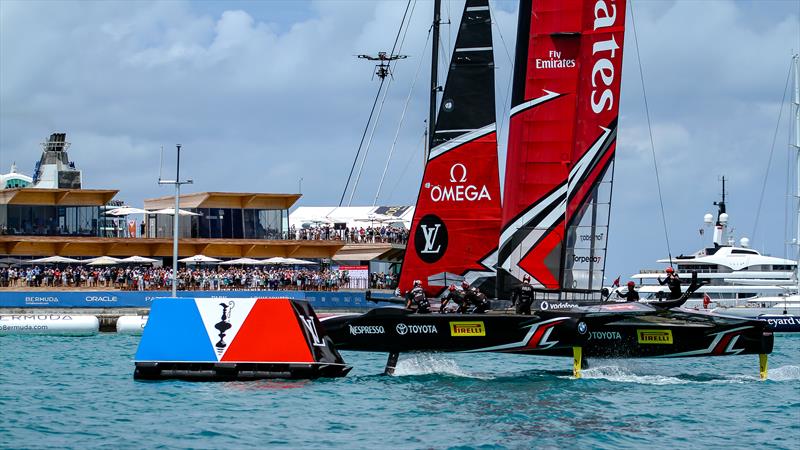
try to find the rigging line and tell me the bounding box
[386,127,428,202]
[443,0,451,61]
[630,0,673,267]
[374,8,429,206]
[348,0,414,206]
[339,0,413,207]
[339,78,386,207]
[752,58,793,241]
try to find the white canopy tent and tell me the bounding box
[290,206,414,230]
[119,256,159,264]
[218,258,262,265]
[178,255,221,264]
[260,256,290,265]
[29,256,85,264]
[86,256,122,266]
[283,257,315,265]
[106,207,149,216]
[260,256,314,265]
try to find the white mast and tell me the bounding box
[793,54,800,289]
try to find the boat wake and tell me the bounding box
[576,364,800,384]
[391,354,494,379]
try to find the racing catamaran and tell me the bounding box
[321,0,774,378]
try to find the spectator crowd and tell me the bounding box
[0,265,352,291]
[369,272,397,290]
[290,225,409,244]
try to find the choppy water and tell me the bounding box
[1,334,798,449]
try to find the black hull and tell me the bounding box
[134,361,352,381]
[322,305,773,359]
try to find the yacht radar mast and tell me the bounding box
[792,54,800,287]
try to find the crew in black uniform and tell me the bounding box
[657,267,682,300]
[616,281,640,302]
[405,280,431,314]
[440,284,466,313]
[462,281,490,314]
[511,275,534,315]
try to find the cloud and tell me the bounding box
[1,0,798,279]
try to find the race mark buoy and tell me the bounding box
[116,315,148,334]
[134,297,351,381]
[0,314,99,335]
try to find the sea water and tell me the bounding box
[1,334,798,449]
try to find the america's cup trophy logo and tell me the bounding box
[214,301,234,355]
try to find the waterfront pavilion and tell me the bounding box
[0,189,342,260]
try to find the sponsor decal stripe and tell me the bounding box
[653,326,753,358]
[461,317,568,353]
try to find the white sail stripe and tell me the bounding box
[500,228,543,287]
[462,249,499,286]
[509,90,560,117]
[499,183,566,246]
[435,128,476,133]
[566,126,612,196]
[428,123,496,160]
[465,6,490,11]
[455,46,493,52]
[480,248,497,270]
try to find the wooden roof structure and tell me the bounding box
[0,188,118,206]
[144,192,301,211]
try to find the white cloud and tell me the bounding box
[0,0,798,278]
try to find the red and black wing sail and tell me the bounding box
[497,0,626,298]
[398,0,502,297]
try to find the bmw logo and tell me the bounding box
[578,322,587,334]
[396,323,408,335]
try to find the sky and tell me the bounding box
[1,0,799,280]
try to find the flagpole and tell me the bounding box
[158,144,193,297]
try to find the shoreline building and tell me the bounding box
[0,189,342,261]
[0,133,405,268]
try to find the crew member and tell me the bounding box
[657,267,682,300]
[405,280,430,314]
[511,275,534,314]
[616,281,640,302]
[440,284,466,313]
[462,282,490,314]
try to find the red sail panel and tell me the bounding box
[498,0,626,295]
[398,130,501,297]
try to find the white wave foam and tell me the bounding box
[570,364,800,384]
[579,365,686,385]
[391,354,493,379]
[765,365,800,381]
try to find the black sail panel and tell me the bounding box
[431,0,495,148]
